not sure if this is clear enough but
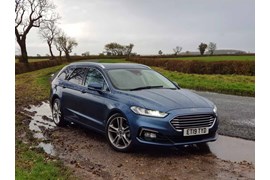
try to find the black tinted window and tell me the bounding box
[58,71,66,80]
[58,66,74,80]
[67,68,85,85]
[85,68,108,91]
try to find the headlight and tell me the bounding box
[213,105,217,114]
[130,106,168,118]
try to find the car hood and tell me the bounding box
[118,88,213,112]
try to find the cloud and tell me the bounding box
[59,22,96,40]
[21,0,255,55]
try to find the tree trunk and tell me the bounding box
[48,41,54,60]
[59,50,62,59]
[18,38,28,63]
[65,51,70,60]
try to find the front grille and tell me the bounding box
[170,114,216,131]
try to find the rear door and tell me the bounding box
[61,67,87,122]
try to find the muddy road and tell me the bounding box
[49,126,254,180]
[24,102,255,180]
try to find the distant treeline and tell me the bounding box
[15,53,255,60]
[129,53,255,59]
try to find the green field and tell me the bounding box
[167,55,255,61]
[153,67,254,96]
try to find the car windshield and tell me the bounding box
[107,69,177,90]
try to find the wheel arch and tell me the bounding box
[51,94,60,107]
[106,108,126,122]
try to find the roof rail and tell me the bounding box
[70,62,105,68]
[138,64,151,69]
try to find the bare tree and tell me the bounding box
[173,46,182,55]
[208,42,217,55]
[54,40,62,58]
[15,0,56,63]
[54,30,63,58]
[124,43,134,57]
[54,32,78,60]
[158,50,163,56]
[39,20,60,59]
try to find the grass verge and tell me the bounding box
[153,67,255,96]
[16,64,72,179]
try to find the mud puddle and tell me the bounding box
[24,101,56,156]
[25,102,255,165]
[208,135,255,164]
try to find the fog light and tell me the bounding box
[144,132,157,139]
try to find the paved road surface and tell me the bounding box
[192,90,255,140]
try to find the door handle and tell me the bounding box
[81,89,86,94]
[62,85,66,88]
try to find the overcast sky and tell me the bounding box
[19,0,255,56]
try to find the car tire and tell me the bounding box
[106,113,133,152]
[52,98,67,126]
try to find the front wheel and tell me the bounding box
[106,113,133,152]
[52,98,67,126]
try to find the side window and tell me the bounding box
[58,66,75,80]
[67,68,86,85]
[85,68,108,91]
[58,71,67,80]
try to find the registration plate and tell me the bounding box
[183,127,209,136]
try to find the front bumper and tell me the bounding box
[127,107,219,147]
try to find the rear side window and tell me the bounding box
[58,66,74,80]
[67,68,86,85]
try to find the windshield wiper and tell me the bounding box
[130,85,163,91]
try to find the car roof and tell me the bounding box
[68,62,151,70]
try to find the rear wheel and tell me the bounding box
[52,98,67,126]
[106,113,133,152]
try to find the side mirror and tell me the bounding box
[173,81,180,89]
[88,82,103,91]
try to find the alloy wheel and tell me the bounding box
[107,116,131,150]
[52,100,61,124]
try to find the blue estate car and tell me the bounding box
[50,62,218,152]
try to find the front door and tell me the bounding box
[78,67,110,131]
